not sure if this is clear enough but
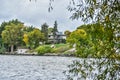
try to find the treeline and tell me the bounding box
[0,19,60,53]
[66,23,120,58]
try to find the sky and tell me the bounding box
[0,0,84,32]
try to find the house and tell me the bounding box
[48,32,66,43]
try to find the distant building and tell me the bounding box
[48,32,66,43]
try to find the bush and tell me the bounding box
[35,45,51,55]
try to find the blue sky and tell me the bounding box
[0,0,84,32]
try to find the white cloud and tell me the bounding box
[0,0,83,32]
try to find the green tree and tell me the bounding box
[67,29,89,57]
[24,25,35,32]
[64,30,71,38]
[0,19,25,48]
[41,23,49,43]
[23,28,45,49]
[53,20,58,43]
[67,23,116,57]
[0,22,8,52]
[1,23,24,53]
[8,19,23,25]
[0,19,23,38]
[0,22,8,38]
[48,27,53,34]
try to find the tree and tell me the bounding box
[8,19,23,25]
[23,34,29,47]
[1,23,24,53]
[67,29,88,57]
[53,20,58,43]
[0,19,25,52]
[0,19,24,38]
[64,30,71,38]
[41,23,49,43]
[0,22,8,38]
[48,27,53,34]
[0,22,8,52]
[23,28,45,49]
[53,20,58,34]
[24,25,35,32]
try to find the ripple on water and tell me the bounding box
[0,55,78,80]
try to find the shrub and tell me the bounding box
[35,45,51,55]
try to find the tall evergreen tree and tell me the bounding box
[53,21,58,41]
[53,21,58,32]
[41,23,49,43]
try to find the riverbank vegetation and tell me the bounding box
[0,19,66,54]
[67,23,120,58]
[35,44,71,55]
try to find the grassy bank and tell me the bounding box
[35,44,72,55]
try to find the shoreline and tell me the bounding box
[0,53,75,57]
[1,53,119,59]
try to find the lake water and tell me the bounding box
[0,55,79,80]
[0,55,119,80]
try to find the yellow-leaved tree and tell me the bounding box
[23,28,45,49]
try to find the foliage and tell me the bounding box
[0,19,24,51]
[23,28,45,49]
[67,23,119,57]
[35,45,52,55]
[67,0,120,23]
[41,23,49,42]
[65,59,120,80]
[67,29,89,57]
[53,21,58,38]
[0,22,8,38]
[23,34,29,45]
[48,27,53,34]
[24,26,35,32]
[64,30,71,38]
[1,23,24,52]
[0,19,23,38]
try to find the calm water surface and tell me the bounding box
[0,55,79,80]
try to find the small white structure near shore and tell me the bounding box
[17,48,29,54]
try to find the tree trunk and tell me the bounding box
[11,44,14,53]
